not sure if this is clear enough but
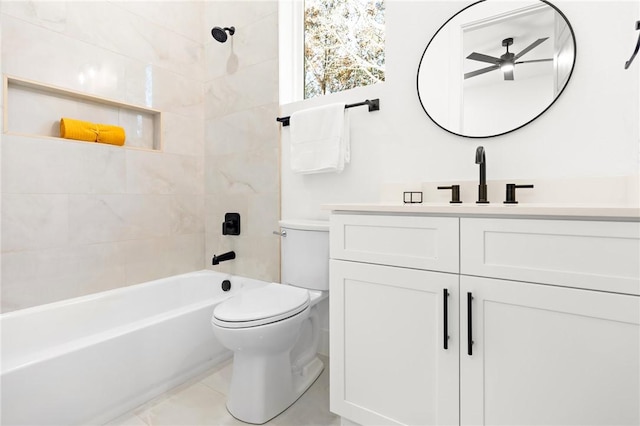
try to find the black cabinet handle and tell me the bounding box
[467,292,474,356]
[443,288,449,349]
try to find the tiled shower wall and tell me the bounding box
[0,1,281,313]
[0,2,207,312]
[203,1,280,281]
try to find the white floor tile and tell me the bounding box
[105,356,337,426]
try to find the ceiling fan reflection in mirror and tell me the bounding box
[464,37,552,80]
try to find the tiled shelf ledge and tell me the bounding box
[3,75,162,151]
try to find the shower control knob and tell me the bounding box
[504,184,534,204]
[222,212,240,235]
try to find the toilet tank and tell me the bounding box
[279,219,329,291]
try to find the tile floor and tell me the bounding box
[106,355,339,426]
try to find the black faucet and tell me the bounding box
[212,251,236,265]
[475,146,489,203]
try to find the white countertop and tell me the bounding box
[323,203,640,220]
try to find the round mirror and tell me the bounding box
[417,0,576,138]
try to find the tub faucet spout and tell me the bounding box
[212,251,236,265]
[475,146,489,204]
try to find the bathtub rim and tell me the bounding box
[0,269,231,320]
[0,269,252,375]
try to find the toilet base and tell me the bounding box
[226,355,324,424]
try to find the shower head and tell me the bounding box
[211,26,235,43]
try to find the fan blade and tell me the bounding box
[515,58,553,64]
[514,37,549,60]
[503,67,514,80]
[466,52,501,64]
[464,65,500,79]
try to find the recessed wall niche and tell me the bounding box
[3,76,162,151]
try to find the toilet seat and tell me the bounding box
[212,283,310,328]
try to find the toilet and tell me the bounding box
[211,219,329,424]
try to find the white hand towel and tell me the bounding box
[289,103,350,174]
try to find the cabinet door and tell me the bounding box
[460,276,640,426]
[330,260,459,426]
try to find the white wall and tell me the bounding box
[281,0,640,220]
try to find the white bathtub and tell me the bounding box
[0,270,266,426]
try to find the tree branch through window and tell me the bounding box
[304,0,385,99]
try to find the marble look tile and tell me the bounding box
[200,360,233,396]
[1,242,125,313]
[3,10,203,111]
[204,194,248,238]
[162,112,204,156]
[121,233,204,286]
[1,194,68,252]
[204,191,279,272]
[62,1,203,80]
[170,195,205,235]
[1,15,127,100]
[245,192,280,238]
[205,58,278,118]
[68,194,170,244]
[135,382,244,426]
[144,67,204,117]
[108,356,336,426]
[115,1,205,45]
[227,235,280,282]
[205,12,278,80]
[104,413,148,426]
[126,150,203,195]
[206,227,279,282]
[204,1,277,36]
[204,39,239,81]
[204,147,279,197]
[2,135,126,195]
[6,84,113,137]
[0,1,68,32]
[204,104,279,157]
[227,12,278,68]
[205,155,258,196]
[118,110,156,150]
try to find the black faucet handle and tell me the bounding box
[222,213,241,235]
[504,184,534,204]
[437,185,462,203]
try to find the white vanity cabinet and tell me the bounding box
[459,217,640,426]
[330,214,460,426]
[330,211,640,426]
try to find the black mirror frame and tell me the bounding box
[416,0,577,139]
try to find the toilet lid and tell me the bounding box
[212,284,310,328]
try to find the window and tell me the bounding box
[304,0,385,99]
[278,0,385,103]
